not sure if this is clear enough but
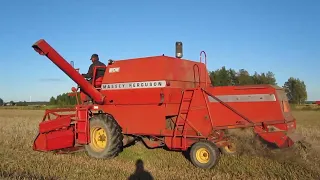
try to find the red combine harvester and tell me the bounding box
[31,39,302,169]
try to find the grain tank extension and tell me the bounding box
[31,39,303,169]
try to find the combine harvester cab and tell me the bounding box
[31,39,303,169]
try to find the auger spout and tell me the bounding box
[32,39,105,104]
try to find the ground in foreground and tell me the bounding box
[0,109,319,180]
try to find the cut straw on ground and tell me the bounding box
[0,109,319,180]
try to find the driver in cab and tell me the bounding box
[82,54,106,83]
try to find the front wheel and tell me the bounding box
[85,114,123,159]
[189,141,220,169]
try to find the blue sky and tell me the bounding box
[0,0,319,102]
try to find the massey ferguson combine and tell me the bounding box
[31,39,302,169]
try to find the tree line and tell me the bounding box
[209,67,277,86]
[47,66,307,105]
[210,66,308,104]
[209,66,307,104]
[49,93,79,106]
[0,66,308,106]
[0,100,49,106]
[0,99,26,106]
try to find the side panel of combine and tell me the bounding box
[164,88,216,150]
[201,85,301,148]
[275,87,294,121]
[101,104,167,135]
[205,85,285,127]
[100,56,211,89]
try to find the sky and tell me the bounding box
[0,0,319,102]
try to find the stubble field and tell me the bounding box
[0,109,319,180]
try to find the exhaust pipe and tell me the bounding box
[32,39,105,104]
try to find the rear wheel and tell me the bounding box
[85,114,123,159]
[189,140,220,169]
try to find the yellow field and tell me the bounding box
[0,109,319,180]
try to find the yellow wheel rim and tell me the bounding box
[196,147,210,164]
[90,127,107,152]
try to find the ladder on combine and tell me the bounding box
[172,89,195,150]
[75,107,90,144]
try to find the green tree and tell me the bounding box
[49,92,79,106]
[265,71,277,85]
[0,98,3,106]
[9,101,15,106]
[252,71,277,85]
[209,67,278,86]
[49,96,57,105]
[228,68,238,85]
[210,66,233,86]
[283,77,307,104]
[16,101,28,106]
[252,72,261,84]
[237,69,254,85]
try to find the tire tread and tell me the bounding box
[85,113,123,159]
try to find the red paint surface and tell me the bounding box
[32,39,300,152]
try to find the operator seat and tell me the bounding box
[94,77,103,88]
[93,68,105,88]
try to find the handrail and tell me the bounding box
[193,64,201,87]
[200,51,208,86]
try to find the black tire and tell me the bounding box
[85,114,123,159]
[189,140,220,169]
